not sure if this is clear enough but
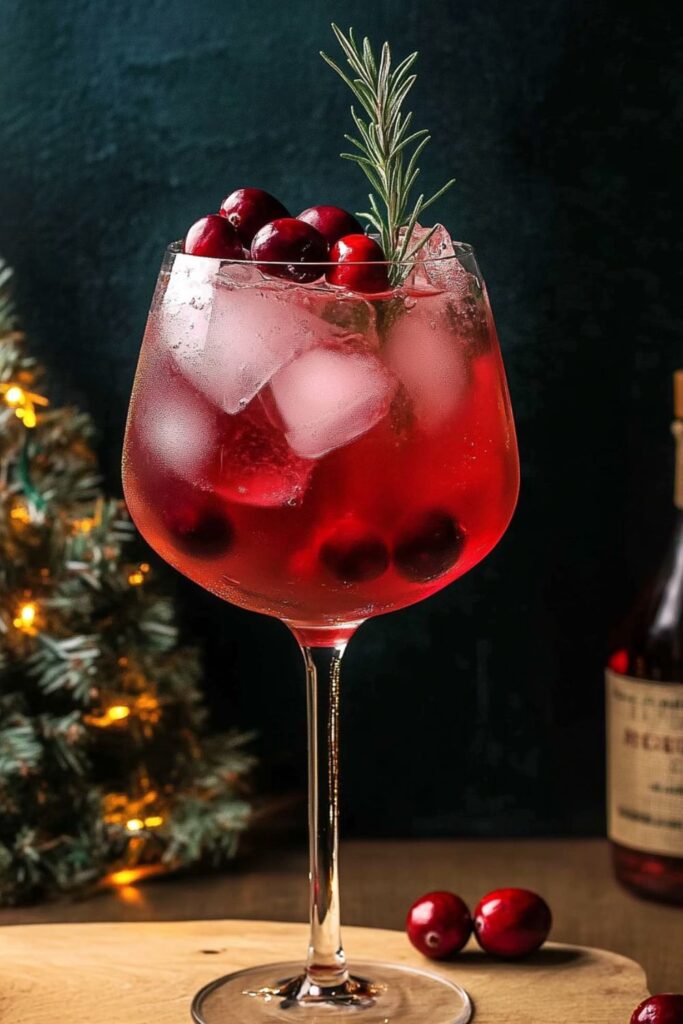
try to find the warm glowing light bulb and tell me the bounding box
[10,504,31,524]
[107,705,130,722]
[128,571,145,586]
[144,815,164,829]
[4,385,24,407]
[13,601,38,631]
[125,818,144,832]
[109,868,143,886]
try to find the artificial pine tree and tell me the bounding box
[0,258,254,905]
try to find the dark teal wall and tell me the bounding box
[1,0,681,835]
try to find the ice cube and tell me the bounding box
[404,223,470,294]
[294,288,381,351]
[160,253,220,361]
[271,347,396,459]
[213,398,313,507]
[186,283,352,415]
[383,291,467,431]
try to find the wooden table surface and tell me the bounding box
[2,839,681,993]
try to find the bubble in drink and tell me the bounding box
[384,292,467,430]
[271,347,396,459]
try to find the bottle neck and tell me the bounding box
[673,419,683,512]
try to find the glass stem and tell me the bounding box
[301,643,349,990]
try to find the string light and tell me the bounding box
[72,516,96,534]
[0,381,48,429]
[84,695,160,730]
[70,498,103,536]
[104,787,164,833]
[135,694,161,725]
[13,600,38,634]
[10,501,32,525]
[127,562,151,587]
[105,864,167,888]
[107,704,130,721]
[4,385,24,406]
[108,868,145,886]
[125,814,164,832]
[85,704,132,728]
[17,406,37,428]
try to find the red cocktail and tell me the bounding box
[123,245,518,647]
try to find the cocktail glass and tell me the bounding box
[123,240,519,1023]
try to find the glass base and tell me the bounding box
[192,961,472,1023]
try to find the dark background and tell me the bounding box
[1,0,682,837]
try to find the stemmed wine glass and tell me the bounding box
[122,240,519,1023]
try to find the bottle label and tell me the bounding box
[606,670,683,856]
[673,419,683,511]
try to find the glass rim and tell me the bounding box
[166,238,474,268]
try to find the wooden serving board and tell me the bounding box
[0,918,648,1023]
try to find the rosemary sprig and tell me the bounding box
[321,25,455,285]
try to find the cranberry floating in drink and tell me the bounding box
[319,519,390,584]
[123,22,519,1024]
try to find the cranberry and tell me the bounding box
[219,188,290,246]
[326,234,389,294]
[393,510,465,583]
[251,218,327,283]
[319,522,389,584]
[183,215,243,259]
[406,891,472,960]
[162,498,233,559]
[473,888,552,958]
[298,205,362,247]
[631,995,683,1024]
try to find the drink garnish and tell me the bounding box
[321,25,456,284]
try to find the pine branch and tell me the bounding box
[0,253,256,905]
[322,25,455,284]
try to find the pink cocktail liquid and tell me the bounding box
[123,249,519,645]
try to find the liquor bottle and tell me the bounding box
[605,371,683,903]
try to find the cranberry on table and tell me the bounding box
[319,521,389,584]
[406,891,472,960]
[298,205,362,247]
[631,995,683,1024]
[473,888,552,958]
[162,498,234,559]
[393,510,465,583]
[183,215,243,259]
[251,218,328,283]
[219,188,290,246]
[326,234,389,294]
